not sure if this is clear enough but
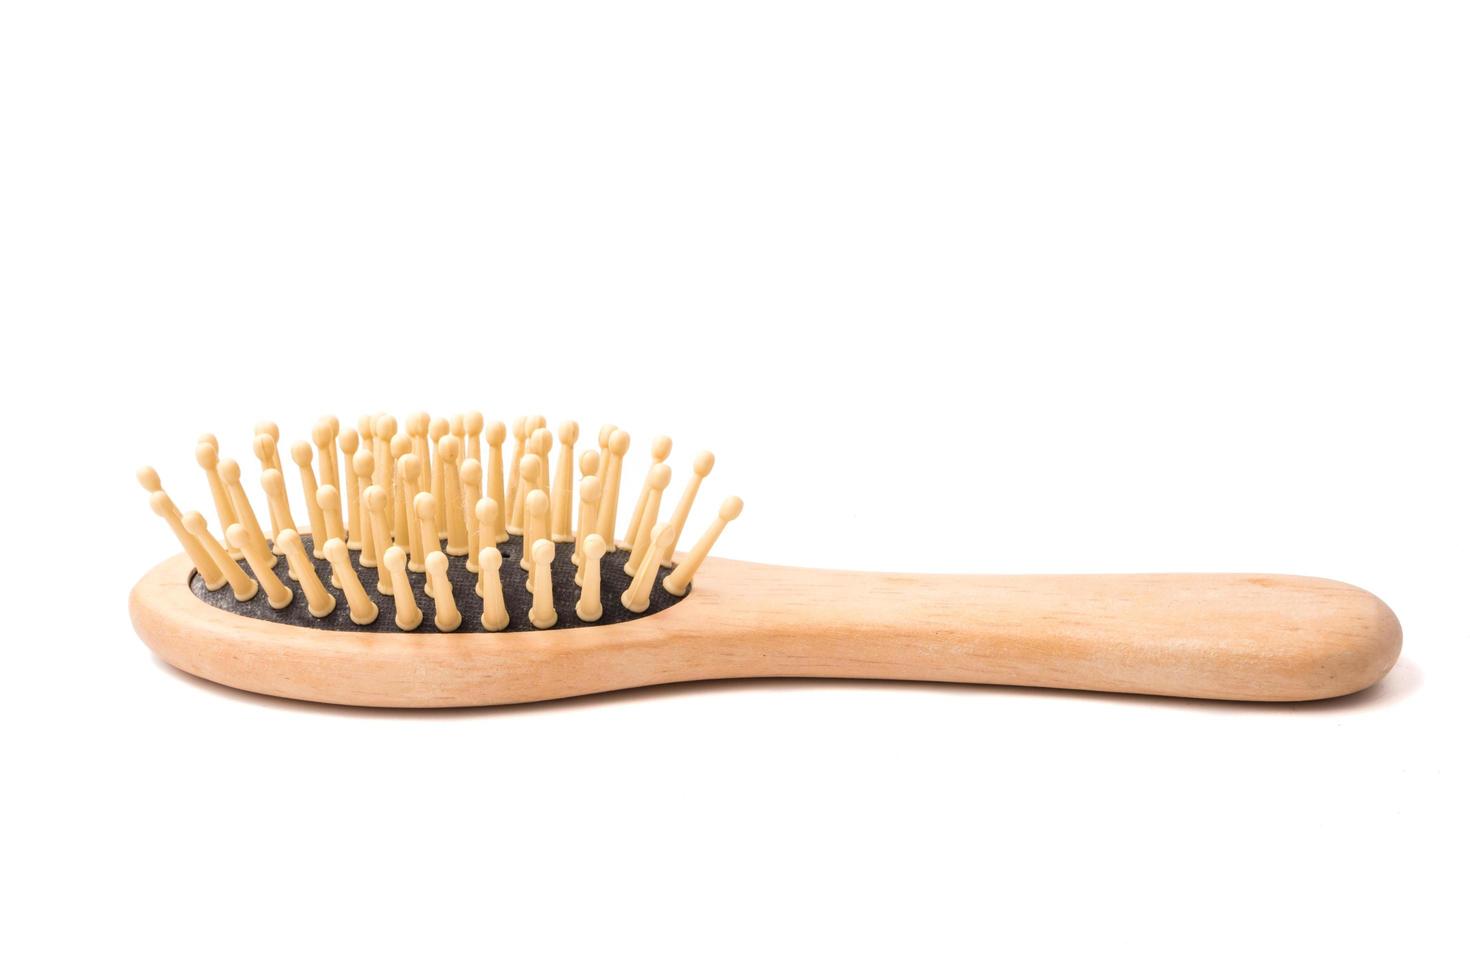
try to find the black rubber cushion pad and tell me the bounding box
[190,534,686,633]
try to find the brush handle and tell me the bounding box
[688,561,1401,701]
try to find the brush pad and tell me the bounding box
[190,534,686,632]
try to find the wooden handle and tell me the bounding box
[686,561,1401,702]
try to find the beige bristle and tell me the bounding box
[475,498,499,580]
[594,429,631,547]
[277,528,335,618]
[389,433,412,556]
[551,421,578,542]
[182,511,257,601]
[478,546,509,631]
[356,415,373,449]
[460,459,483,573]
[364,485,394,595]
[372,415,396,493]
[254,422,283,473]
[260,468,297,566]
[621,435,672,550]
[290,442,328,559]
[136,466,167,498]
[505,416,528,506]
[400,454,426,571]
[438,436,468,555]
[623,463,671,576]
[463,411,484,462]
[312,418,337,482]
[576,533,607,622]
[325,538,378,625]
[529,538,557,629]
[228,522,292,608]
[338,429,362,549]
[316,484,344,586]
[254,433,287,550]
[425,551,461,632]
[150,492,223,589]
[660,450,715,567]
[412,492,438,595]
[532,427,553,499]
[428,417,450,538]
[595,425,615,487]
[352,450,376,565]
[450,413,466,455]
[483,420,509,542]
[218,458,273,569]
[195,441,240,556]
[573,474,601,583]
[383,546,422,631]
[198,433,219,451]
[523,488,549,577]
[509,453,539,535]
[621,523,672,614]
[662,497,743,597]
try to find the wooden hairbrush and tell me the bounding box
[130,413,1402,708]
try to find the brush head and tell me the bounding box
[142,412,741,635]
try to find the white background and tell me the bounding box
[3,1,1466,976]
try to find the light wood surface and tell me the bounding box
[130,549,1401,708]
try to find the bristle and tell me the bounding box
[551,422,578,542]
[316,484,344,586]
[195,441,240,556]
[529,538,557,629]
[227,522,292,609]
[291,442,328,560]
[577,533,607,621]
[622,523,672,613]
[621,435,673,550]
[412,492,438,595]
[314,419,343,533]
[278,528,335,618]
[450,413,466,458]
[364,485,393,595]
[478,546,509,631]
[382,546,421,631]
[594,425,615,487]
[324,538,378,626]
[464,412,484,465]
[438,436,468,555]
[182,511,257,602]
[401,455,426,572]
[352,450,376,565]
[523,488,549,577]
[338,429,362,549]
[254,434,287,552]
[506,416,528,507]
[475,498,499,573]
[427,417,449,538]
[509,453,538,535]
[661,451,715,567]
[532,427,553,500]
[623,463,671,576]
[151,491,224,590]
[389,434,412,560]
[372,415,396,496]
[573,474,601,584]
[594,430,631,549]
[662,497,743,597]
[260,469,297,569]
[254,422,283,473]
[136,466,167,499]
[218,457,274,569]
[426,551,462,632]
[483,420,509,543]
[460,459,483,573]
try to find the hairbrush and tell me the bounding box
[129,412,1401,708]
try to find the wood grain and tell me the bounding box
[130,551,1401,708]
